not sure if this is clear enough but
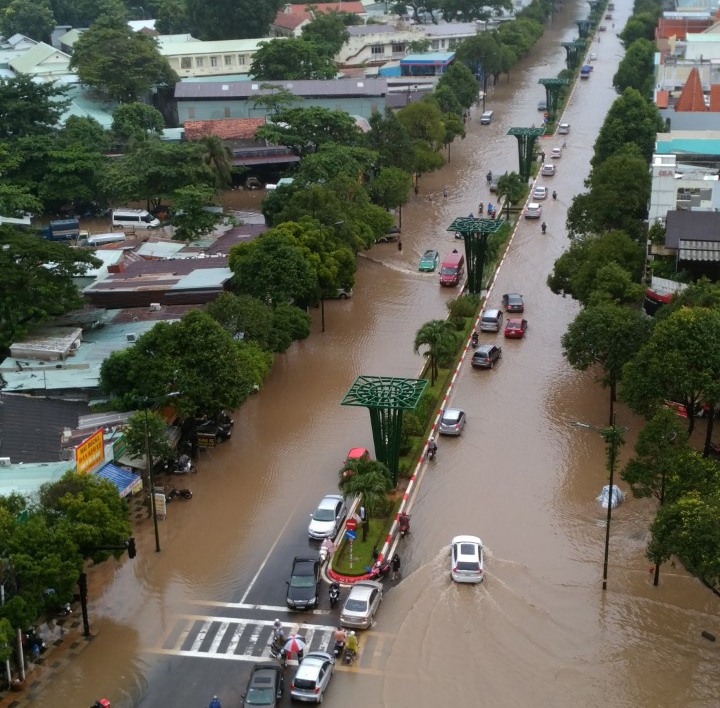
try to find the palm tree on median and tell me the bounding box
[338,458,393,533]
[414,319,457,385]
[496,171,525,219]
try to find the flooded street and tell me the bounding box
[32,2,720,706]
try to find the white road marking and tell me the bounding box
[208,621,230,653]
[190,600,330,615]
[189,621,212,652]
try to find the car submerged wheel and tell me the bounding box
[339,293,347,300]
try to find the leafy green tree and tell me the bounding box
[366,108,415,172]
[412,140,445,177]
[57,116,112,153]
[49,0,126,26]
[397,98,445,149]
[170,185,223,241]
[621,308,720,438]
[339,458,393,515]
[70,17,177,103]
[256,106,361,156]
[197,135,234,190]
[655,277,720,321]
[367,167,413,212]
[455,32,504,83]
[548,231,643,305]
[186,0,282,40]
[250,38,337,80]
[0,227,100,349]
[154,0,188,34]
[39,471,132,564]
[592,87,664,167]
[495,171,525,217]
[586,262,645,307]
[294,144,378,186]
[567,147,651,240]
[613,39,655,97]
[103,140,213,210]
[1,0,55,42]
[496,18,543,60]
[619,12,659,47]
[0,183,43,219]
[436,62,479,109]
[0,75,69,139]
[442,0,512,20]
[111,102,165,145]
[647,490,720,590]
[206,292,276,350]
[441,110,465,148]
[271,302,311,352]
[301,11,350,57]
[100,311,259,417]
[229,229,319,307]
[236,340,274,390]
[38,145,106,211]
[433,84,463,116]
[413,319,457,384]
[251,84,301,116]
[120,410,173,472]
[406,38,431,53]
[562,302,650,423]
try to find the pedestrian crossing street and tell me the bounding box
[147,614,393,671]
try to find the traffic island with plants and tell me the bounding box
[330,222,512,578]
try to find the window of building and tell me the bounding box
[210,55,218,67]
[238,54,246,65]
[371,44,385,55]
[188,107,195,119]
[196,57,204,67]
[392,42,405,53]
[224,54,234,66]
[431,40,440,51]
[224,107,231,118]
[180,56,191,69]
[448,39,458,49]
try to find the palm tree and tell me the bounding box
[496,171,526,219]
[199,135,233,190]
[338,459,393,531]
[414,319,457,385]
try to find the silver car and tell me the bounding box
[438,408,466,436]
[308,495,346,539]
[340,580,383,629]
[450,535,484,584]
[290,652,334,703]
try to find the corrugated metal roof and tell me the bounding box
[401,52,454,64]
[158,37,270,56]
[0,461,73,496]
[175,77,387,99]
[9,42,70,74]
[171,267,232,290]
[136,242,186,258]
[665,210,720,248]
[96,463,141,497]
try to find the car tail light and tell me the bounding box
[452,566,457,573]
[314,687,320,695]
[290,683,295,690]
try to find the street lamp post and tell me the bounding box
[573,413,626,591]
[141,392,181,553]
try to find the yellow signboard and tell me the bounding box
[75,429,105,475]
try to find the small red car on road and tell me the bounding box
[504,318,528,339]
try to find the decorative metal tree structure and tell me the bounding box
[561,41,581,70]
[447,217,504,295]
[587,0,601,11]
[539,78,570,121]
[341,376,427,486]
[507,127,546,182]
[575,19,591,37]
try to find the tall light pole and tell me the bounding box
[142,392,180,553]
[573,414,626,591]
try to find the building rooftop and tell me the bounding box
[0,393,89,463]
[0,461,74,497]
[401,52,455,64]
[158,37,272,56]
[272,12,311,29]
[285,1,365,14]
[9,42,71,75]
[205,223,268,254]
[58,28,83,48]
[665,210,720,247]
[656,16,713,39]
[347,24,398,35]
[656,130,720,155]
[175,77,387,99]
[184,117,266,140]
[675,67,707,111]
[422,22,480,36]
[136,241,187,259]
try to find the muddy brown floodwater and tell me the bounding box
[33,2,719,706]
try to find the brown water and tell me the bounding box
[33,2,720,706]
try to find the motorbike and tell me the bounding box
[23,627,47,659]
[343,647,357,666]
[471,332,479,348]
[269,642,287,667]
[427,444,437,461]
[541,222,547,234]
[333,640,345,659]
[168,454,197,476]
[329,583,341,608]
[166,487,193,502]
[91,701,111,708]
[369,560,391,580]
[399,516,411,539]
[552,191,557,201]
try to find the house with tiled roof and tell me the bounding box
[270,2,366,37]
[656,66,720,130]
[183,117,266,141]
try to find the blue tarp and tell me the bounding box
[95,463,141,497]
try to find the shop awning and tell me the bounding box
[95,463,142,498]
[679,239,720,261]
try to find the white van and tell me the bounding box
[111,208,160,229]
[86,232,127,247]
[480,110,494,125]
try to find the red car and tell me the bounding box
[504,318,528,339]
[343,447,370,476]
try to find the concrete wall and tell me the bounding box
[177,96,385,123]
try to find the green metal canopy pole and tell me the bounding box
[341,376,427,487]
[447,217,504,295]
[507,127,546,183]
[575,19,591,37]
[561,42,580,70]
[539,78,570,122]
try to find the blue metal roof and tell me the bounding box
[96,463,141,497]
[401,52,455,65]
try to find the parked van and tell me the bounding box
[111,208,160,229]
[439,251,465,287]
[86,232,127,247]
[480,111,494,125]
[480,308,503,332]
